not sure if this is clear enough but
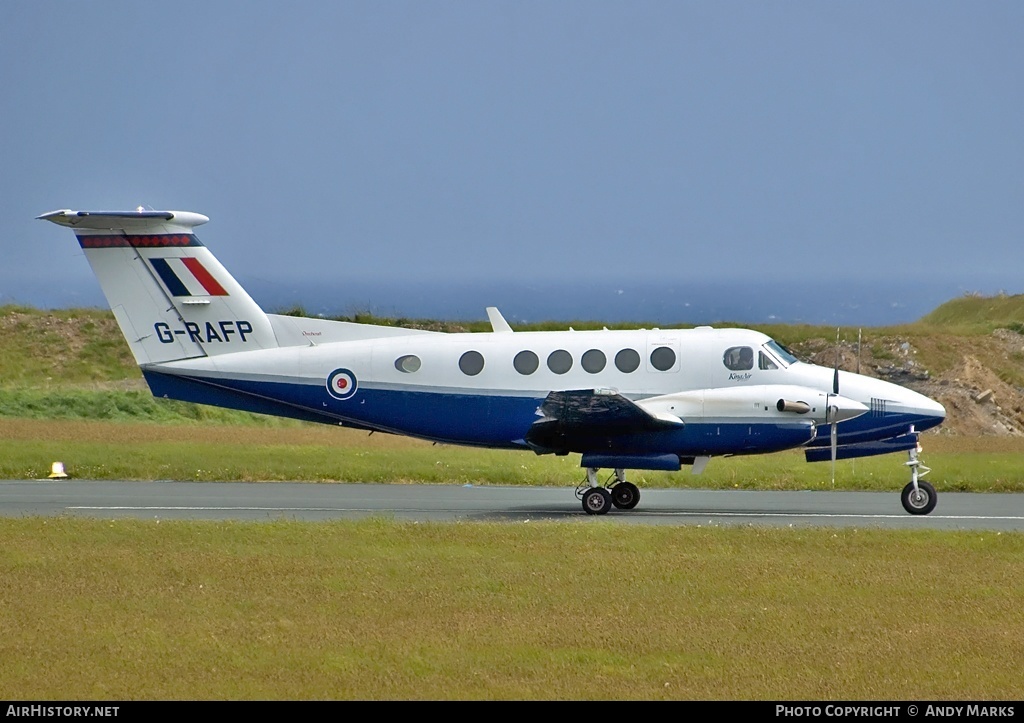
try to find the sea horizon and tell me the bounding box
[5,272,1018,328]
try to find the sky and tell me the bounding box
[2,1,1023,323]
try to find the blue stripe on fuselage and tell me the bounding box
[805,409,943,447]
[142,370,817,455]
[143,370,347,426]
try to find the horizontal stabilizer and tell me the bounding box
[37,209,209,232]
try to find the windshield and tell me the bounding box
[764,339,798,366]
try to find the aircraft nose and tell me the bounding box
[905,387,945,417]
[922,396,947,427]
[897,386,946,431]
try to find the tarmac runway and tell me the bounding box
[2,479,1024,531]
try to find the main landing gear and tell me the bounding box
[901,439,937,515]
[577,467,640,515]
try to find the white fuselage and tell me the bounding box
[146,323,944,454]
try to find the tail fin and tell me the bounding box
[38,209,277,365]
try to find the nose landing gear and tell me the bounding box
[901,433,936,515]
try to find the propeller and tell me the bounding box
[829,328,840,486]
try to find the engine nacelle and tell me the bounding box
[638,385,867,425]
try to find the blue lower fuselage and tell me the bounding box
[143,370,943,459]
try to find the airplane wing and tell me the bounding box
[524,388,683,453]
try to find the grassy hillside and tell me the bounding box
[0,302,949,386]
[0,306,290,425]
[0,305,137,385]
[920,292,1024,332]
[4,301,1024,487]
[3,298,1024,430]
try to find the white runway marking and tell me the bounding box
[65,505,1024,521]
[67,506,419,512]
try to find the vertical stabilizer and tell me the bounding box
[38,209,277,365]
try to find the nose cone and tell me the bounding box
[920,394,947,419]
[878,380,947,432]
[910,391,947,430]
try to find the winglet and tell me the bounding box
[486,307,513,333]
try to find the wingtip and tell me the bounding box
[36,209,73,221]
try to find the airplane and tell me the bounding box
[38,208,947,516]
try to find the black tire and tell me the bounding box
[582,487,612,515]
[611,482,640,510]
[901,480,937,515]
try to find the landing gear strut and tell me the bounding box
[901,431,937,515]
[577,468,640,515]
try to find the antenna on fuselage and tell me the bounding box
[829,328,841,486]
[486,307,513,333]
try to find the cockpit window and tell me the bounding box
[758,351,778,370]
[723,346,754,371]
[764,339,798,366]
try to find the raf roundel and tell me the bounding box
[326,368,358,400]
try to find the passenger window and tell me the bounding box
[459,350,484,376]
[758,351,778,370]
[581,349,606,373]
[615,348,641,373]
[514,350,539,375]
[394,355,421,373]
[723,346,754,371]
[650,346,676,371]
[547,350,573,374]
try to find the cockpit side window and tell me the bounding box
[723,346,754,371]
[758,350,778,370]
[763,339,798,367]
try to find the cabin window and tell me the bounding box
[459,350,485,376]
[614,348,641,373]
[723,346,754,371]
[394,355,421,373]
[547,349,573,374]
[581,349,606,373]
[514,350,539,375]
[650,346,676,371]
[758,350,778,370]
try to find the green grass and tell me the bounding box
[3,304,1024,700]
[1,419,1019,492]
[3,302,1024,491]
[1,517,1022,700]
[0,388,292,425]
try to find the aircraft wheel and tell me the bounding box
[582,487,612,515]
[901,480,937,515]
[611,482,640,510]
